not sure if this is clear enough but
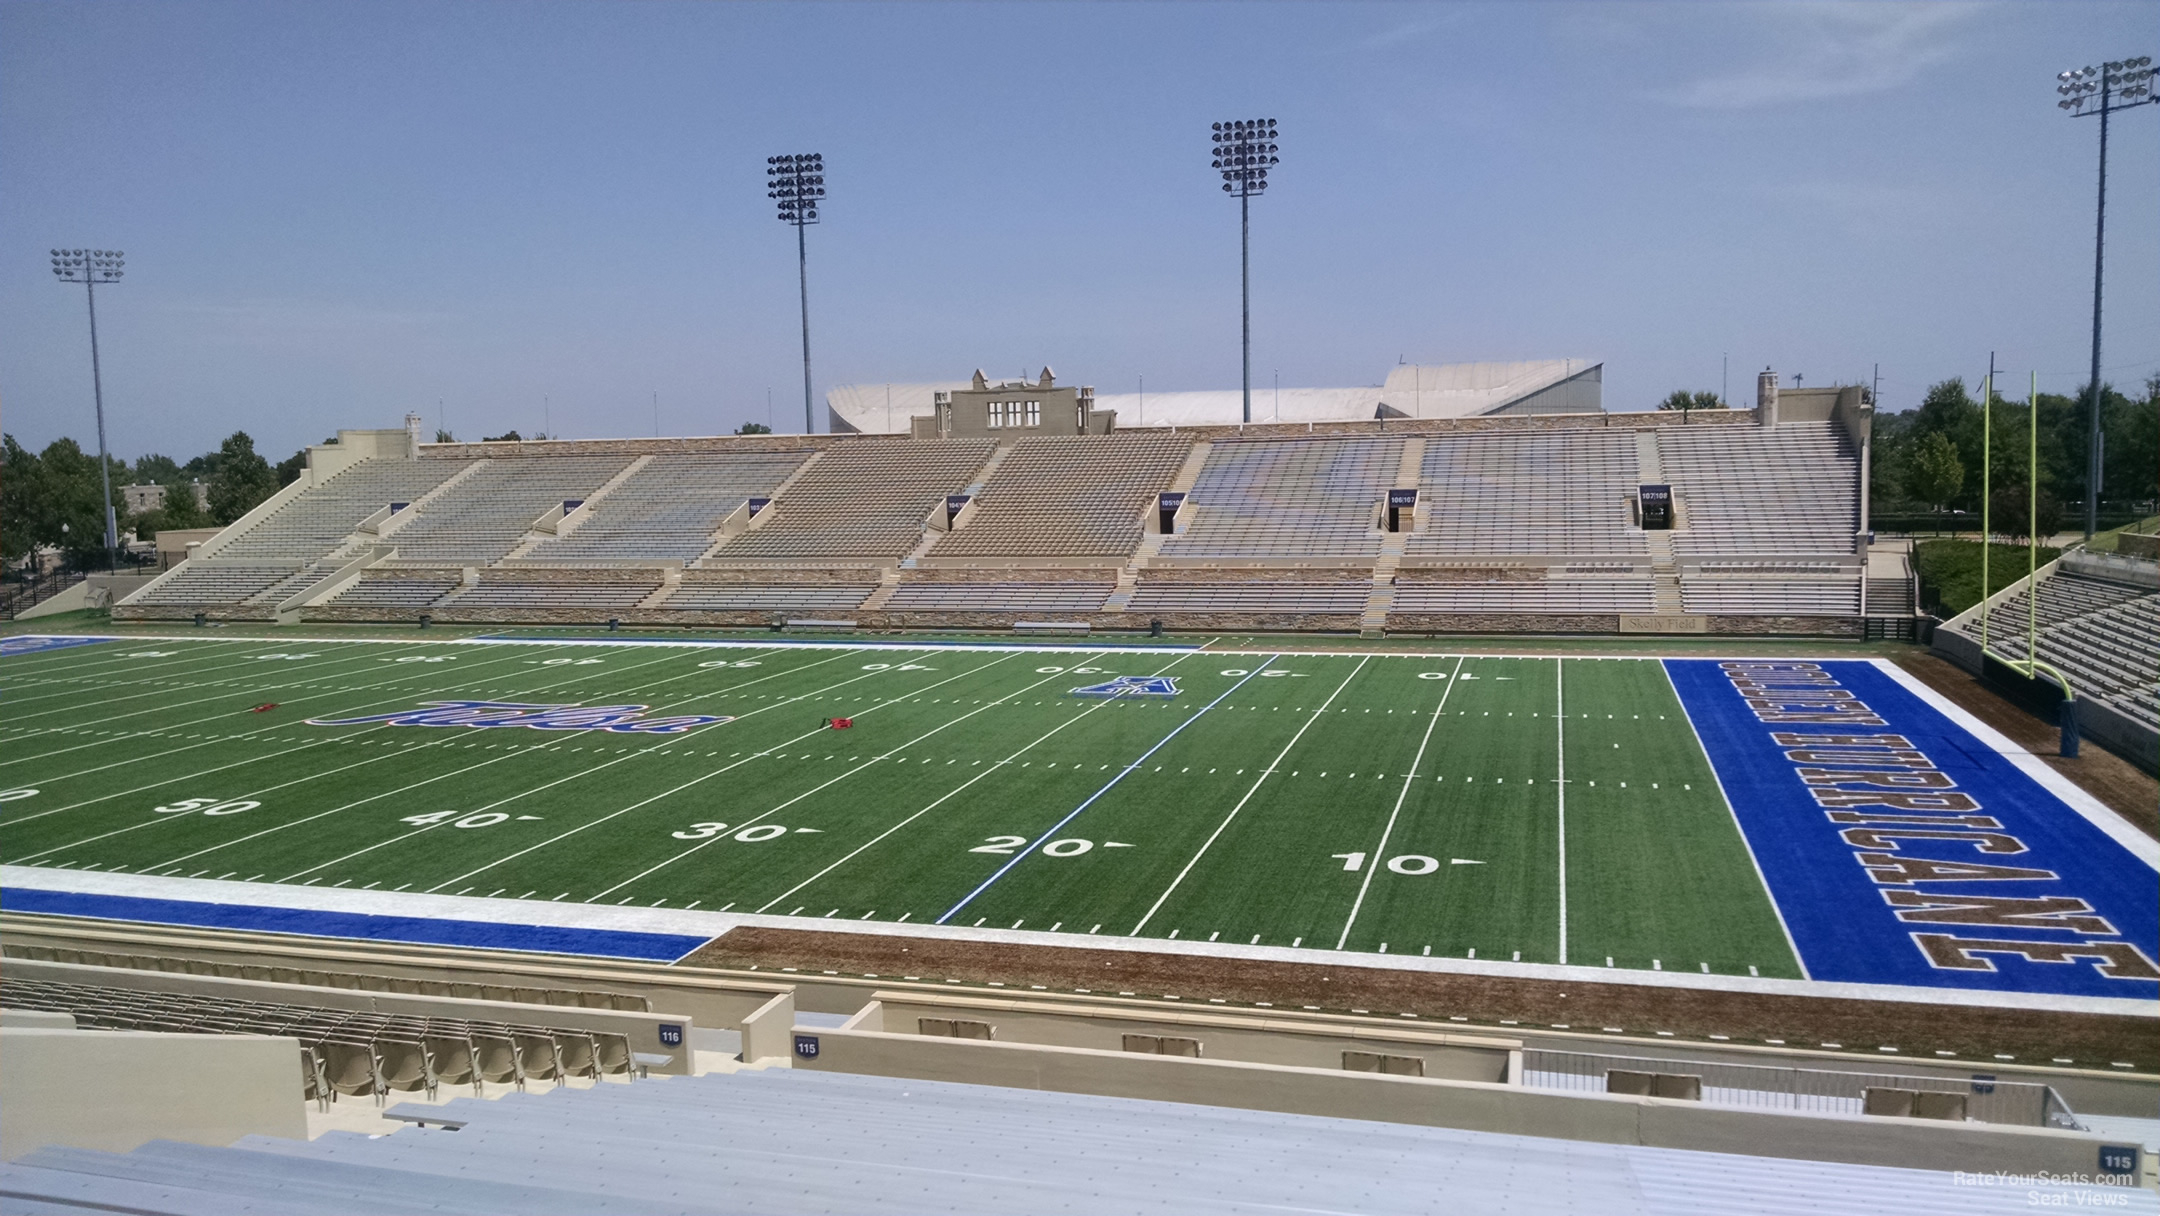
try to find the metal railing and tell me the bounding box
[1522,1048,2082,1129]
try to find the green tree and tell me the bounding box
[1906,431,1965,512]
[735,422,773,435]
[1989,486,2066,542]
[205,431,279,524]
[1,435,42,562]
[275,448,309,487]
[482,430,524,443]
[1657,390,1724,412]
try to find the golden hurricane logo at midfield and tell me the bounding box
[305,700,732,734]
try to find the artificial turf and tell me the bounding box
[0,635,1803,978]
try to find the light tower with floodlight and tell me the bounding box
[2054,55,2155,539]
[1212,119,1279,425]
[768,153,826,434]
[50,247,126,561]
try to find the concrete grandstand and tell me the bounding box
[114,367,1888,640]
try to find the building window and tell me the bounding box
[1024,400,1040,426]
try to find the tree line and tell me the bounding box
[1870,377,2159,535]
[2,431,306,565]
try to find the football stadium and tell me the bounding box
[6,362,2158,1211]
[5,5,2158,1212]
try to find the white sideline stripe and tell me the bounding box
[1660,659,1810,980]
[1869,658,2160,871]
[1133,655,1372,937]
[935,658,1282,925]
[753,650,1193,915]
[12,865,2153,1018]
[1329,655,1463,951]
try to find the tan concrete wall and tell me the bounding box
[871,991,1515,1082]
[0,1028,307,1160]
[791,1026,2126,1177]
[741,991,796,1064]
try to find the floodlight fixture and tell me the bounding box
[767,152,827,433]
[50,246,128,561]
[2052,52,2156,539]
[1210,118,1281,424]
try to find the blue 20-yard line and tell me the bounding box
[934,657,1281,926]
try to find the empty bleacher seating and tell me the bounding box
[711,440,995,561]
[663,582,875,611]
[212,458,476,565]
[325,575,462,610]
[927,435,1191,558]
[883,583,1111,613]
[1408,431,1645,557]
[525,452,811,563]
[1162,437,1401,559]
[1679,578,1861,616]
[131,563,304,607]
[386,456,635,565]
[1393,580,1655,614]
[1663,422,1858,557]
[1127,582,1370,614]
[441,579,659,613]
[1958,572,2159,732]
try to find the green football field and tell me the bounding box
[0,635,1804,978]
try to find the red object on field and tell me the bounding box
[829,717,853,729]
[252,703,279,713]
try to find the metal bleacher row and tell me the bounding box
[928,434,1191,558]
[1959,572,2160,732]
[1409,431,1645,558]
[1162,437,1402,559]
[1663,422,1859,557]
[124,420,1876,627]
[1,976,638,1106]
[526,451,810,563]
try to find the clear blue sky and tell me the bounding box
[3,1,2155,461]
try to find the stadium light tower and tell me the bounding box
[50,247,126,561]
[767,153,826,434]
[1211,119,1279,425]
[2054,54,2156,540]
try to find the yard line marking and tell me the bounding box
[1556,657,1567,965]
[751,650,1197,914]
[1129,655,1370,935]
[273,647,919,882]
[577,652,1050,901]
[1333,654,1464,950]
[134,647,873,873]
[1659,659,1809,979]
[935,657,1279,925]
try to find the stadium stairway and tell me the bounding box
[0,1064,2115,1216]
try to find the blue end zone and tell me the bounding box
[1666,659,2159,999]
[1,887,711,962]
[0,636,115,658]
